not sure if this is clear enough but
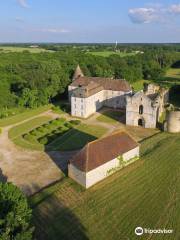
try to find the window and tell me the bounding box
[139,105,143,115]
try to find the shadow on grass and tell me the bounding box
[98,108,126,124]
[45,128,99,176]
[33,194,89,240]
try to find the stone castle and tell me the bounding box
[68,65,169,129]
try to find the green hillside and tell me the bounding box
[31,132,180,240]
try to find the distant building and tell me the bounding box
[68,65,132,118]
[126,84,169,128]
[68,132,140,188]
[29,45,39,48]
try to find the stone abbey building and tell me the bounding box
[68,65,132,118]
[69,65,169,128]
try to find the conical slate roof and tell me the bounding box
[73,65,84,80]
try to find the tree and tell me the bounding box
[0,183,34,240]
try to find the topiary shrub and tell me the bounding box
[23,134,36,143]
[0,182,34,239]
[70,120,81,125]
[64,122,72,129]
[39,137,48,145]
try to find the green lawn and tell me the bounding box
[0,46,53,53]
[0,105,52,127]
[96,110,124,124]
[87,51,136,58]
[47,124,108,151]
[9,116,52,140]
[9,116,52,151]
[31,132,180,240]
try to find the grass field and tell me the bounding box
[47,124,108,151]
[96,110,124,124]
[31,132,180,240]
[87,51,136,58]
[0,46,53,53]
[0,105,52,127]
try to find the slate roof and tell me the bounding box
[69,132,139,172]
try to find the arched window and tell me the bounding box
[139,105,143,115]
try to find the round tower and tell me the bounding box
[166,111,180,133]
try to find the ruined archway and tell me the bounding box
[138,118,145,127]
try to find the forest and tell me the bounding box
[0,44,179,113]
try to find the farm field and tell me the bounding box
[87,51,136,58]
[0,105,52,127]
[31,132,180,240]
[0,46,53,53]
[96,110,124,124]
[48,124,108,151]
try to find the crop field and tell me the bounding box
[0,46,53,53]
[87,51,136,58]
[31,132,180,240]
[47,124,108,151]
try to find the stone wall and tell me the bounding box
[126,92,158,128]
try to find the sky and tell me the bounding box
[1,0,180,43]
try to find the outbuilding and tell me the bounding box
[68,132,140,188]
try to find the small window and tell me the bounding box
[139,105,143,115]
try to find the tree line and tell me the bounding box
[0,46,179,110]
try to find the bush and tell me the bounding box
[0,182,34,239]
[30,130,39,136]
[23,134,36,143]
[64,122,72,129]
[39,137,48,145]
[70,120,81,125]
[57,118,66,123]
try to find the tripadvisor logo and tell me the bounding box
[135,226,173,236]
[135,227,143,236]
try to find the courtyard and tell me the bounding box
[0,106,159,195]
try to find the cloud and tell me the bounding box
[128,7,159,24]
[129,3,180,24]
[169,4,180,14]
[16,0,29,8]
[39,28,70,33]
[15,17,24,22]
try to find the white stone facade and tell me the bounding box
[68,146,139,188]
[71,89,130,118]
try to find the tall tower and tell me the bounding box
[114,41,118,52]
[73,65,84,81]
